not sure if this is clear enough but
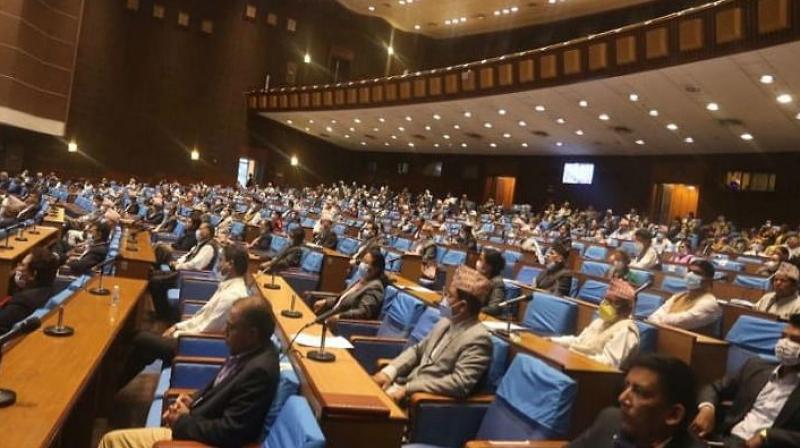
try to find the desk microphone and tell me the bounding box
[44,306,74,337]
[281,305,348,362]
[0,223,19,251]
[263,271,280,290]
[281,294,302,318]
[494,294,532,309]
[89,258,117,295]
[14,224,28,242]
[0,317,42,407]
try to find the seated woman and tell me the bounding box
[533,243,573,295]
[478,248,507,317]
[755,246,788,276]
[667,240,694,264]
[312,248,386,321]
[0,248,59,333]
[630,229,660,270]
[648,259,721,334]
[550,279,640,368]
[411,223,437,280]
[260,226,304,273]
[606,250,635,284]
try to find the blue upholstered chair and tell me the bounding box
[724,315,785,375]
[522,292,578,336]
[576,279,609,304]
[263,396,325,448]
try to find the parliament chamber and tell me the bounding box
[2,0,800,447]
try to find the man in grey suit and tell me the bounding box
[372,265,493,402]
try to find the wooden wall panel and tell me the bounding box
[588,43,608,71]
[563,49,582,75]
[479,67,495,89]
[413,78,426,97]
[371,85,384,102]
[498,63,513,86]
[385,83,397,101]
[428,76,442,96]
[758,0,789,33]
[399,81,411,99]
[444,73,459,94]
[716,7,744,43]
[616,36,637,65]
[518,59,535,82]
[679,18,705,51]
[461,70,476,91]
[646,27,669,59]
[540,54,557,79]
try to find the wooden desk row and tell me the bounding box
[0,226,59,297]
[254,273,407,448]
[0,277,149,448]
[116,228,156,279]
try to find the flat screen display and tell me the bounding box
[562,163,595,185]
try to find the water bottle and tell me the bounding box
[111,285,120,307]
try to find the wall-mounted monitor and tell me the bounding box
[562,163,595,185]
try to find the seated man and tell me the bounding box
[118,246,251,388]
[477,248,509,317]
[550,279,640,368]
[260,226,304,273]
[754,262,800,319]
[98,296,279,448]
[570,354,705,448]
[649,259,721,333]
[312,216,338,249]
[312,248,386,321]
[372,265,493,402]
[63,221,111,275]
[691,313,800,447]
[0,248,59,333]
[533,242,573,296]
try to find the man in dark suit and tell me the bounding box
[64,221,110,275]
[691,314,800,448]
[570,354,706,448]
[0,248,58,333]
[534,243,573,296]
[98,296,280,448]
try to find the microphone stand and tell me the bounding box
[307,321,336,362]
[28,220,40,235]
[263,271,280,290]
[14,224,28,242]
[0,224,16,250]
[89,259,114,295]
[44,306,75,337]
[281,294,302,318]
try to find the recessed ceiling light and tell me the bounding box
[353,118,361,123]
[360,141,366,146]
[414,24,421,30]
[443,134,450,139]
[666,123,678,131]
[304,127,310,131]
[483,122,493,128]
[556,118,566,124]
[502,133,511,138]
[796,112,800,120]
[453,124,460,129]
[432,114,441,120]
[444,19,451,25]
[424,125,431,131]
[330,119,337,124]
[649,109,659,117]
[405,116,413,121]
[349,127,355,132]
[521,142,528,148]
[434,143,440,148]
[556,142,563,147]
[463,111,472,118]
[308,119,315,124]
[578,100,589,108]
[575,129,584,136]
[535,105,546,112]
[684,137,694,143]
[344,134,350,138]
[378,117,385,123]
[325,126,333,132]
[629,93,639,102]
[461,143,468,148]
[518,120,527,127]
[635,139,645,145]
[760,75,774,84]
[398,126,405,131]
[740,133,754,141]
[489,143,497,148]
[372,127,379,132]
[598,113,610,121]
[368,5,375,12]
[391,135,397,139]
[384,142,389,146]
[494,10,501,16]
[286,119,293,124]
[497,109,507,115]
[706,102,719,111]
[777,94,793,104]
[511,6,519,12]
[408,142,415,148]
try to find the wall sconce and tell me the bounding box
[190,148,200,160]
[67,141,78,153]
[290,155,299,166]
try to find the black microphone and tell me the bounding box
[0,317,41,407]
[0,223,19,250]
[89,257,117,295]
[633,280,654,297]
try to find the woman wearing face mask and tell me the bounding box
[756,246,788,276]
[0,248,59,333]
[477,249,508,317]
[607,250,636,284]
[648,259,721,334]
[550,279,640,368]
[630,229,660,270]
[312,248,386,322]
[533,243,573,296]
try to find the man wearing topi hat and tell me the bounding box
[551,279,640,369]
[372,265,493,403]
[754,262,800,319]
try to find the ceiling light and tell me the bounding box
[304,127,310,131]
[489,143,497,148]
[535,105,546,112]
[635,139,645,145]
[629,93,639,102]
[578,100,588,108]
[556,118,566,124]
[777,94,793,104]
[463,111,472,117]
[461,143,468,148]
[398,126,405,131]
[68,141,78,153]
[497,109,507,115]
[518,120,527,127]
[795,112,800,120]
[405,115,412,121]
[556,142,563,147]
[706,102,719,111]
[372,127,379,132]
[308,119,315,124]
[494,10,501,16]
[414,24,421,30]
[290,155,299,165]
[760,75,774,84]
[432,114,441,120]
[349,127,355,132]
[286,119,293,124]
[424,125,431,131]
[384,142,389,146]
[575,129,584,136]
[444,19,451,25]
[598,113,610,121]
[368,5,375,12]
[649,109,659,117]
[666,123,678,131]
[502,8,509,14]
[330,119,337,124]
[459,17,466,23]
[684,137,694,143]
[354,118,361,123]
[453,124,460,129]
[325,126,333,132]
[740,133,754,141]
[303,53,311,64]
[344,134,350,138]
[360,141,366,146]
[434,143,440,148]
[521,142,528,148]
[378,117,385,122]
[391,135,397,139]
[502,133,511,138]
[408,142,415,148]
[483,122,493,128]
[511,6,519,12]
[443,134,450,139]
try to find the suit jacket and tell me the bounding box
[0,286,52,333]
[698,358,800,447]
[314,229,338,249]
[324,278,384,319]
[535,264,573,296]
[482,276,510,317]
[173,232,197,252]
[173,344,280,448]
[388,317,493,399]
[569,407,706,448]
[66,242,109,275]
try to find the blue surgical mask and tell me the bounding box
[685,272,704,290]
[439,298,453,319]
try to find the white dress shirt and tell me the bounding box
[551,318,640,368]
[648,291,721,331]
[631,245,660,269]
[175,241,216,271]
[754,292,800,320]
[731,366,800,441]
[173,277,249,336]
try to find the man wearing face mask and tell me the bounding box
[372,265,493,402]
[118,245,250,388]
[652,227,673,255]
[0,248,59,333]
[550,279,640,368]
[757,247,789,277]
[690,314,800,447]
[607,250,635,284]
[648,259,721,333]
[754,263,800,320]
[532,243,573,296]
[312,248,386,322]
[312,216,338,250]
[351,223,383,266]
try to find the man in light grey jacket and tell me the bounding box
[372,265,494,402]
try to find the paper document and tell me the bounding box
[293,332,354,349]
[482,320,526,332]
[404,285,432,293]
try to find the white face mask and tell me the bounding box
[195,230,203,241]
[685,272,704,290]
[14,270,27,289]
[775,337,800,366]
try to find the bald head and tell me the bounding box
[226,296,275,354]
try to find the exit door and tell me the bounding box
[651,183,699,224]
[483,176,516,209]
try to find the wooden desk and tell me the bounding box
[116,229,156,279]
[42,207,65,228]
[720,302,778,336]
[254,274,407,448]
[0,226,59,297]
[319,248,350,293]
[0,276,148,448]
[387,272,442,306]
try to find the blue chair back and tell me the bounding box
[733,274,771,291]
[660,275,688,294]
[379,284,401,318]
[440,249,467,267]
[230,221,245,238]
[712,259,744,272]
[522,292,577,336]
[392,237,412,251]
[662,264,688,276]
[270,235,289,253]
[725,315,786,375]
[300,250,324,274]
[515,265,542,285]
[619,240,640,257]
[634,292,664,319]
[477,354,577,440]
[263,396,325,448]
[636,321,658,353]
[170,362,221,390]
[483,336,510,393]
[406,307,442,347]
[583,245,608,261]
[571,241,586,255]
[336,237,359,255]
[576,279,609,304]
[264,366,301,432]
[377,292,426,338]
[580,260,610,277]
